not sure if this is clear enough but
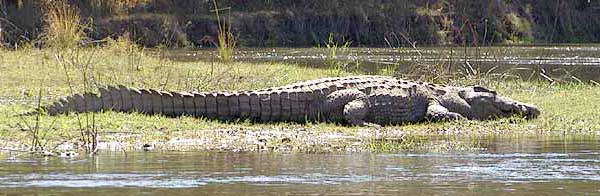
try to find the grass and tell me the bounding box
[323,33,352,76]
[0,42,343,152]
[0,43,599,152]
[2,1,598,154]
[42,0,87,49]
[211,0,236,62]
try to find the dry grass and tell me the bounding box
[42,0,87,49]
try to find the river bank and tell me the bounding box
[2,0,600,48]
[1,44,599,154]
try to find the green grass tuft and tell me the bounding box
[211,0,236,63]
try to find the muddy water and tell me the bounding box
[161,45,600,81]
[1,137,599,195]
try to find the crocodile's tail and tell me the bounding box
[40,90,103,115]
[28,85,196,116]
[25,85,303,122]
[26,85,319,123]
[28,85,127,116]
[21,91,103,116]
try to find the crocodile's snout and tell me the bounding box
[520,103,540,119]
[493,95,540,120]
[498,101,540,119]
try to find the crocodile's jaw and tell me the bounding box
[459,86,540,120]
[493,96,540,120]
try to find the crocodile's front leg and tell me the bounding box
[325,89,379,127]
[425,103,465,122]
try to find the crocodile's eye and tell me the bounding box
[472,86,496,94]
[459,86,497,101]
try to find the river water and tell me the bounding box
[1,137,599,195]
[162,45,600,81]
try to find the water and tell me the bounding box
[1,137,599,195]
[161,45,600,81]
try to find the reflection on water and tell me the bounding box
[159,45,600,81]
[0,137,599,195]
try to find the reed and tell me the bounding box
[323,33,352,75]
[42,0,87,49]
[211,0,236,62]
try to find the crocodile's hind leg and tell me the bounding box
[343,99,380,127]
[325,89,379,127]
[425,104,465,122]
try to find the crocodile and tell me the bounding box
[32,75,540,126]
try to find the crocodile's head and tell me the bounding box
[457,86,540,120]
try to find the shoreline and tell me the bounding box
[1,46,599,154]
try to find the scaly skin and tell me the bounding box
[31,75,540,126]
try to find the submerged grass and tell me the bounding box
[0,44,599,152]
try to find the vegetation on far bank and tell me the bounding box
[2,0,600,48]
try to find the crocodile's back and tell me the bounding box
[366,87,429,125]
[256,75,418,94]
[32,75,434,124]
[249,76,426,123]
